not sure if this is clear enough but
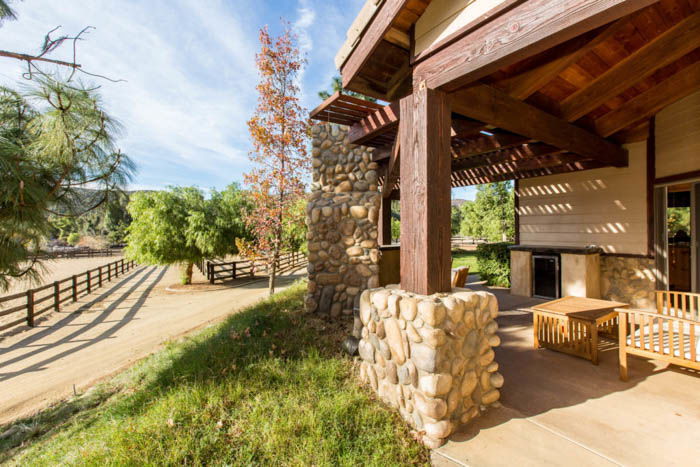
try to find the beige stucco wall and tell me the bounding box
[655,90,700,179]
[518,141,647,255]
[414,0,507,55]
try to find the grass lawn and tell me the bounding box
[451,249,478,275]
[0,282,429,466]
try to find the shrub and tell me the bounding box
[476,242,512,287]
[66,232,81,246]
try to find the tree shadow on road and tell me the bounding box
[0,266,168,382]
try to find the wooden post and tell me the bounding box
[378,196,393,245]
[27,289,34,327]
[107,263,112,281]
[121,259,125,274]
[72,275,78,302]
[399,84,452,295]
[98,267,103,288]
[54,281,60,312]
[232,262,236,281]
[86,270,91,294]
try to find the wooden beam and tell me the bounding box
[382,138,401,198]
[455,159,605,185]
[413,0,658,92]
[514,179,520,244]
[451,84,628,166]
[451,117,487,138]
[348,102,400,145]
[497,20,625,100]
[400,85,452,295]
[560,11,700,122]
[452,131,531,158]
[594,60,700,137]
[378,196,393,245]
[341,0,409,90]
[352,106,486,149]
[646,117,655,257]
[452,143,561,171]
[459,152,583,179]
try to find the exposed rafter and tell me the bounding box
[560,11,700,122]
[594,60,700,137]
[413,0,657,92]
[451,84,628,167]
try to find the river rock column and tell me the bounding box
[305,123,381,318]
[358,287,503,448]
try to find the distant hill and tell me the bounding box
[451,198,470,208]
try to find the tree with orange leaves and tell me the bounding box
[246,23,309,296]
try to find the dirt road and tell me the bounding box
[0,265,305,424]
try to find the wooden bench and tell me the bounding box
[617,290,700,381]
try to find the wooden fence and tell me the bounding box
[451,236,484,248]
[34,248,121,260]
[196,251,307,284]
[0,258,137,332]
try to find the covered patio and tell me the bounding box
[307,0,700,455]
[433,282,700,466]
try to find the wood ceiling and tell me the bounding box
[314,0,700,189]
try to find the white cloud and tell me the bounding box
[0,0,366,189]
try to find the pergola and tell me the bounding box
[310,0,700,296]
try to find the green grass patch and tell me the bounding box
[451,249,479,275]
[0,282,429,466]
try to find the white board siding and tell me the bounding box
[414,0,507,55]
[518,142,647,255]
[655,90,700,180]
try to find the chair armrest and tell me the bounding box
[616,307,699,326]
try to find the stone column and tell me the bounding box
[358,286,502,448]
[305,123,381,318]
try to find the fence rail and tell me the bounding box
[33,248,121,260]
[0,258,137,332]
[196,251,307,284]
[451,236,485,248]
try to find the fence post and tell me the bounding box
[54,281,60,312]
[72,275,78,302]
[27,289,34,327]
[98,267,103,288]
[87,270,91,294]
[107,263,112,281]
[121,259,125,274]
[232,262,237,280]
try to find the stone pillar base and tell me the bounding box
[357,285,503,448]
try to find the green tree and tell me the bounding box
[318,75,376,102]
[0,0,16,22]
[125,185,250,285]
[460,182,514,242]
[66,232,80,246]
[0,80,134,291]
[451,205,463,236]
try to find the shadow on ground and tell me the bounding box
[0,266,168,382]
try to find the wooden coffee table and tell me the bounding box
[530,296,629,364]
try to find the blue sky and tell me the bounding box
[0,0,475,200]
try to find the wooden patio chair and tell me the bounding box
[617,290,700,381]
[451,266,470,288]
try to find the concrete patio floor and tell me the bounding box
[433,282,700,466]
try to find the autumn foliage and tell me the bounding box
[246,23,309,295]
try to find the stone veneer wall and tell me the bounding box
[358,287,503,448]
[600,255,656,309]
[305,123,381,318]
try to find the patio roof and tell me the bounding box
[311,1,700,190]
